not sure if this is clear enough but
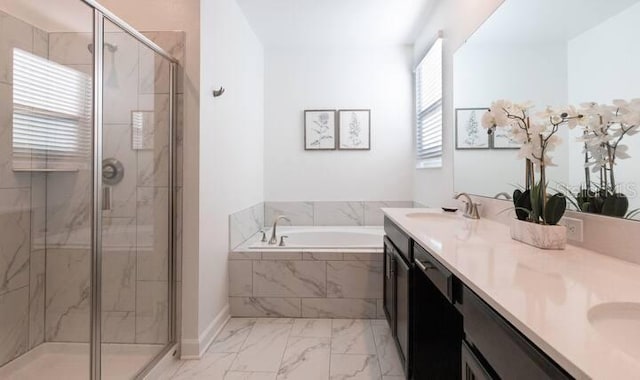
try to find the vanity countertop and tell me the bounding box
[383,208,640,380]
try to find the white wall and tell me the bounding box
[263,46,414,201]
[453,42,569,197]
[412,0,505,206]
[567,2,640,213]
[198,0,264,353]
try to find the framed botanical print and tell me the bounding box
[455,108,490,149]
[492,127,521,149]
[338,109,370,150]
[304,110,337,150]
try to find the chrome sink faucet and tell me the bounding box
[454,193,480,219]
[494,192,512,200]
[269,215,291,245]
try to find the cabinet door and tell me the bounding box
[383,239,396,335]
[395,251,410,370]
[462,341,494,380]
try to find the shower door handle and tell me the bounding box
[102,186,112,211]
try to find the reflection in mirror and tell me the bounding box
[453,0,640,220]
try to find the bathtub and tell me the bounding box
[249,226,384,250]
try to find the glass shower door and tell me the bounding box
[100,19,172,379]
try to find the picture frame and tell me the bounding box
[455,108,490,150]
[492,127,521,149]
[338,109,371,150]
[304,110,337,150]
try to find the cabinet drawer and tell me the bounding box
[461,286,572,380]
[462,341,494,380]
[414,243,453,302]
[384,217,411,261]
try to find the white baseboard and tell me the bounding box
[180,304,230,359]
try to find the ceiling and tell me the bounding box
[236,0,436,47]
[469,0,640,44]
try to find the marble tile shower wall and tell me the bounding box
[44,31,184,345]
[229,201,413,250]
[0,11,48,367]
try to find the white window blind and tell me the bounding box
[415,37,443,169]
[12,48,92,171]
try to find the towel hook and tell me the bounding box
[212,86,225,97]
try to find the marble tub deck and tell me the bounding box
[159,318,404,380]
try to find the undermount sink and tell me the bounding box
[588,302,640,358]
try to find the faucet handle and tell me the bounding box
[279,235,288,247]
[259,230,267,242]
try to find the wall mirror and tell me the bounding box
[453,0,640,221]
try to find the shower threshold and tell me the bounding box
[0,342,164,380]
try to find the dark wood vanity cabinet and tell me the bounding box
[383,237,396,334]
[462,341,493,380]
[459,285,573,380]
[383,217,573,380]
[383,218,412,377]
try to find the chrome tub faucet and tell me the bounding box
[269,215,291,245]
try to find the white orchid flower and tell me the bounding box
[481,111,496,129]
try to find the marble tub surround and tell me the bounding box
[229,247,384,319]
[383,207,640,379]
[228,201,413,250]
[229,203,264,250]
[265,201,414,227]
[159,318,402,380]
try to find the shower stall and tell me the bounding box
[0,0,181,378]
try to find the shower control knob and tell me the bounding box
[102,158,124,186]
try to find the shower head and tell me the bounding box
[87,43,118,54]
[86,42,120,88]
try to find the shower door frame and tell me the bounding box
[82,1,179,379]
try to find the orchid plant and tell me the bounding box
[482,101,581,225]
[572,99,640,217]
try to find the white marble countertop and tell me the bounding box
[382,208,640,380]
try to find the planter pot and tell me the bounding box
[510,219,567,250]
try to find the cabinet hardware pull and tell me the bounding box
[414,259,435,272]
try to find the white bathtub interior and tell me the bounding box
[249,226,385,249]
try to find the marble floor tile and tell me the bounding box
[171,351,237,379]
[329,354,381,380]
[331,319,377,355]
[290,319,332,338]
[277,337,330,380]
[230,322,291,372]
[254,318,296,324]
[208,318,256,353]
[372,323,403,377]
[156,318,401,380]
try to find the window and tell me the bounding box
[415,36,443,168]
[12,48,92,171]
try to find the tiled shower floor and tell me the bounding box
[0,342,164,380]
[159,318,404,380]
